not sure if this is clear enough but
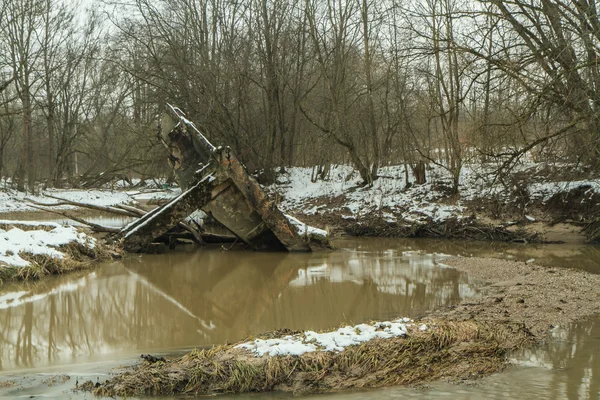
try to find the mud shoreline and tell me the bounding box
[430,256,600,339]
[291,210,590,245]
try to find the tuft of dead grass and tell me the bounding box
[91,321,531,397]
[0,241,120,285]
[0,380,16,388]
[0,222,58,232]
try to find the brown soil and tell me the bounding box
[297,213,544,243]
[432,257,600,339]
[506,221,586,244]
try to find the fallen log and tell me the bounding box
[27,205,120,234]
[27,195,138,217]
[114,204,147,217]
[25,196,241,250]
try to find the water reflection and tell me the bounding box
[338,238,600,273]
[509,316,600,400]
[0,243,474,371]
[0,239,599,399]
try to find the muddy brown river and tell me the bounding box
[0,237,599,399]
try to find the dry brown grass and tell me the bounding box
[0,241,119,285]
[0,380,16,388]
[91,321,532,397]
[0,222,58,232]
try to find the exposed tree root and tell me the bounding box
[344,216,541,243]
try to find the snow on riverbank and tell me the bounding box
[0,188,180,213]
[0,221,96,267]
[269,165,463,223]
[285,214,328,239]
[268,163,600,224]
[236,318,427,357]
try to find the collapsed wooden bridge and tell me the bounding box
[113,105,320,253]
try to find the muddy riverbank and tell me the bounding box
[431,257,600,338]
[87,252,600,397]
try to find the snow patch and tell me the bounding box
[0,224,96,267]
[267,163,600,224]
[236,319,421,357]
[0,190,134,213]
[285,214,328,239]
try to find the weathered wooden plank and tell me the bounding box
[118,106,318,253]
[212,147,311,252]
[118,173,218,252]
[159,105,215,190]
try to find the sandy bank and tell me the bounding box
[432,257,600,339]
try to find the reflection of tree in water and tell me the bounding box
[133,246,474,336]
[16,302,33,368]
[0,244,475,371]
[0,265,210,370]
[516,317,600,399]
[285,250,474,323]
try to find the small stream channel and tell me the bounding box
[0,235,598,399]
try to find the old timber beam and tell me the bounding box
[118,171,218,252]
[116,105,315,253]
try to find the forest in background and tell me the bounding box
[1,0,599,193]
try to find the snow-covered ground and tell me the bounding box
[268,163,600,224]
[0,161,596,234]
[268,165,464,223]
[0,188,181,213]
[236,318,427,357]
[0,221,96,267]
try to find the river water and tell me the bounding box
[0,237,598,399]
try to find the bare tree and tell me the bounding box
[466,0,600,167]
[304,0,381,184]
[2,0,45,191]
[406,0,474,193]
[0,92,18,180]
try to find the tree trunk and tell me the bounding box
[0,147,4,181]
[46,93,56,187]
[21,89,34,193]
[412,160,426,185]
[361,0,380,185]
[348,145,375,185]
